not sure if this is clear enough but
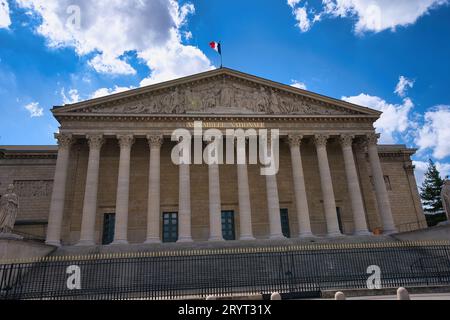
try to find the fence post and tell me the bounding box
[397,287,410,300]
[270,292,281,300]
[335,292,346,300]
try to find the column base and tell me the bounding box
[208,237,225,242]
[382,228,398,235]
[177,237,194,243]
[144,238,161,244]
[298,232,314,238]
[45,240,62,247]
[110,240,129,245]
[269,234,286,240]
[76,240,95,246]
[326,231,343,237]
[240,235,256,241]
[354,230,372,236]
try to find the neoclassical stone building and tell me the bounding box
[0,68,426,246]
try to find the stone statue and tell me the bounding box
[441,179,450,221]
[0,184,19,234]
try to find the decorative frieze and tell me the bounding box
[73,77,359,116]
[14,180,53,198]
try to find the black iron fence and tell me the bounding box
[1,241,450,300]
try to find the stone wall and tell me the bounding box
[0,156,56,238]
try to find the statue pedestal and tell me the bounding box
[0,233,23,241]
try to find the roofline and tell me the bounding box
[52,67,382,117]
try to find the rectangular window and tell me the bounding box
[221,211,236,241]
[336,207,343,234]
[384,176,392,191]
[280,208,290,238]
[163,212,178,243]
[102,213,115,245]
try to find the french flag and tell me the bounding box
[209,41,222,55]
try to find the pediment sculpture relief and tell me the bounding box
[77,78,355,116]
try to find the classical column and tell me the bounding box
[45,133,74,246]
[264,137,284,240]
[236,140,255,240]
[112,134,135,245]
[339,135,370,235]
[208,142,224,241]
[177,162,193,242]
[288,135,313,237]
[77,134,104,246]
[314,135,341,236]
[145,135,163,244]
[366,133,397,234]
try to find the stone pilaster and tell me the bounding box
[112,134,135,245]
[366,133,397,234]
[339,134,370,235]
[45,133,74,247]
[264,135,284,240]
[145,135,163,244]
[77,134,104,246]
[208,140,224,241]
[314,135,341,236]
[236,139,255,240]
[287,135,313,237]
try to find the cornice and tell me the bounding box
[55,113,379,123]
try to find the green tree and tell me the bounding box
[420,159,444,215]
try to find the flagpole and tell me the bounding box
[220,42,223,68]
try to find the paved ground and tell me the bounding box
[325,293,450,300]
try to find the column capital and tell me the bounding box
[117,134,135,148]
[339,134,355,148]
[86,134,105,150]
[147,135,164,148]
[55,133,74,149]
[366,133,381,146]
[314,134,329,148]
[287,135,304,148]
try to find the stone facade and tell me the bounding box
[0,68,426,245]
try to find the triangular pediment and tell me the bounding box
[53,68,381,117]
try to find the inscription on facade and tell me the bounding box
[186,122,266,128]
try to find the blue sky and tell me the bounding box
[1,0,450,185]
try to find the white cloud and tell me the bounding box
[139,29,212,86]
[290,80,307,90]
[293,7,312,32]
[413,160,450,187]
[287,0,302,8]
[91,86,134,99]
[61,88,80,104]
[289,0,449,34]
[415,105,450,159]
[395,76,414,97]
[24,102,44,117]
[0,0,11,29]
[343,94,414,144]
[16,0,214,82]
